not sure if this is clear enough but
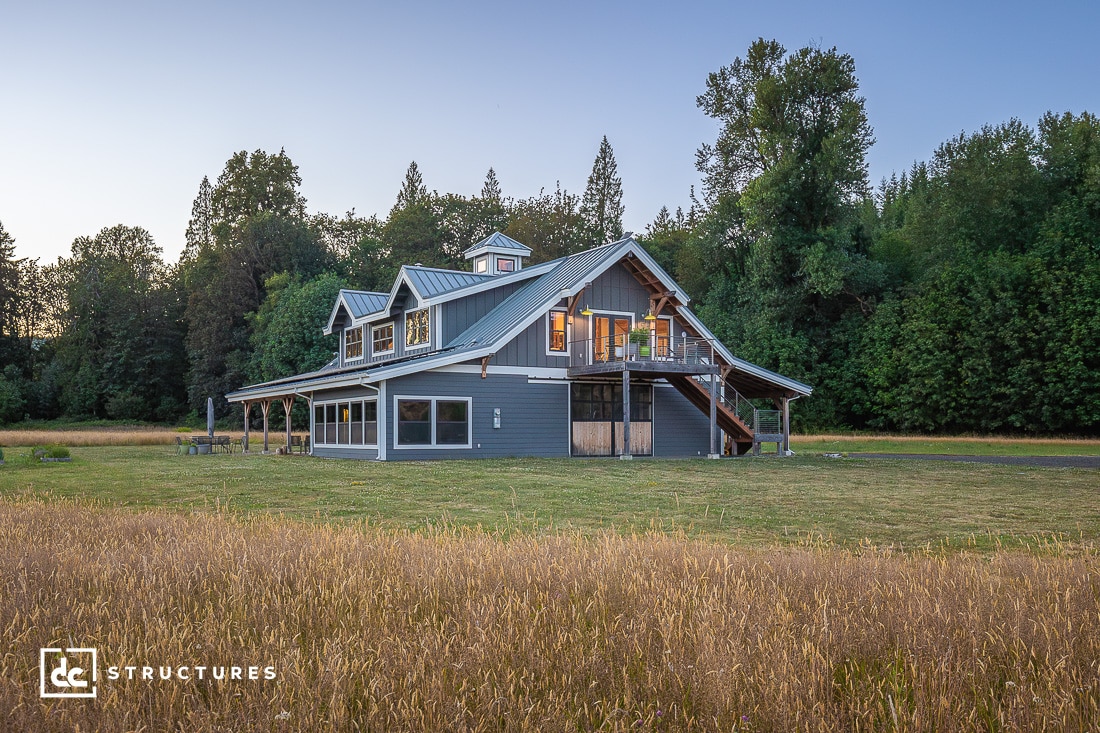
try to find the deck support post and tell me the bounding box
[260,400,272,453]
[242,401,251,453]
[782,397,791,455]
[620,370,632,460]
[282,396,295,453]
[708,368,720,459]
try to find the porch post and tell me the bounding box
[782,397,791,455]
[260,400,272,453]
[708,368,720,459]
[621,370,632,460]
[282,396,295,452]
[242,401,251,453]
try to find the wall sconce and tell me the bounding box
[580,305,593,316]
[643,309,657,322]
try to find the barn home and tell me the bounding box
[227,232,811,459]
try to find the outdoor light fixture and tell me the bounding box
[580,305,593,316]
[643,309,657,322]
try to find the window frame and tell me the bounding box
[393,395,473,450]
[312,398,379,448]
[546,308,568,355]
[344,325,364,362]
[496,257,516,274]
[372,322,395,357]
[405,308,430,349]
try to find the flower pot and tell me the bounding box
[639,345,651,358]
[189,446,197,455]
[197,445,211,455]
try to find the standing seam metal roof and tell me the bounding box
[341,290,389,318]
[403,267,493,299]
[462,231,533,256]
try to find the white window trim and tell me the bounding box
[495,256,517,274]
[585,309,635,364]
[344,325,365,363]
[371,322,395,358]
[545,307,568,356]
[393,395,473,450]
[404,308,431,351]
[312,398,379,449]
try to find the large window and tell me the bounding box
[344,326,363,361]
[395,396,471,449]
[372,323,394,356]
[405,308,430,348]
[548,309,567,353]
[313,399,378,447]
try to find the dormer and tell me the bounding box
[463,232,532,275]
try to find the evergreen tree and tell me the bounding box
[580,136,624,246]
[182,176,214,263]
[393,161,428,212]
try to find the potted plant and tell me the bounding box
[629,327,651,358]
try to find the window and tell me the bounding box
[313,399,378,447]
[372,323,394,356]
[395,396,472,449]
[548,310,567,353]
[474,257,488,274]
[405,308,430,348]
[497,257,516,273]
[654,317,673,359]
[344,326,363,361]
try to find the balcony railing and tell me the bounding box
[568,335,716,369]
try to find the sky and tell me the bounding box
[2,0,1098,265]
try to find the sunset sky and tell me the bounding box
[2,0,1097,263]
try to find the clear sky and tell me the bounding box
[2,0,1097,265]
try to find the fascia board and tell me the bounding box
[675,307,813,396]
[323,293,355,336]
[382,268,427,315]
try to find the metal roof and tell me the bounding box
[228,235,813,401]
[341,290,388,318]
[462,231,533,257]
[403,266,493,299]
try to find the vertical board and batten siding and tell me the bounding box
[651,383,713,457]
[441,281,526,344]
[493,311,570,369]
[385,371,570,460]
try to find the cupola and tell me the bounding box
[462,232,532,275]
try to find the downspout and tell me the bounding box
[784,394,801,456]
[294,392,312,455]
[358,379,384,461]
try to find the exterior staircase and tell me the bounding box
[666,375,755,455]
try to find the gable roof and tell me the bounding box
[323,289,388,334]
[230,235,812,402]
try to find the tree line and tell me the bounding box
[1,39,1096,434]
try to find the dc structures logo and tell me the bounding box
[40,647,97,698]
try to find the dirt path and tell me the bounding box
[850,453,1100,469]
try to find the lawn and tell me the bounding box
[793,433,1100,456]
[1,446,1096,550]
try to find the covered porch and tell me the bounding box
[234,392,309,455]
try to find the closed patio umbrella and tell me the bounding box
[207,397,214,438]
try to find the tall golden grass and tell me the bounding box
[1,498,1097,731]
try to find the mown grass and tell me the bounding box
[2,498,1097,731]
[0,446,1097,550]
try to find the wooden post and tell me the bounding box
[621,370,632,460]
[242,401,251,453]
[260,400,272,453]
[282,396,295,453]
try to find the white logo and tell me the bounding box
[40,648,97,698]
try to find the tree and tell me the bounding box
[53,225,186,420]
[183,175,214,263]
[694,39,879,427]
[249,272,344,383]
[211,149,306,235]
[0,221,19,339]
[393,161,428,212]
[580,136,624,246]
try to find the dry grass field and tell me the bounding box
[2,497,1097,732]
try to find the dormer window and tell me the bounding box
[474,257,488,274]
[344,326,363,361]
[405,308,430,348]
[497,257,516,273]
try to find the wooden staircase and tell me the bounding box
[666,375,755,455]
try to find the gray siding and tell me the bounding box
[313,446,380,460]
[570,263,694,344]
[385,371,570,460]
[441,281,525,344]
[651,383,713,457]
[494,312,570,369]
